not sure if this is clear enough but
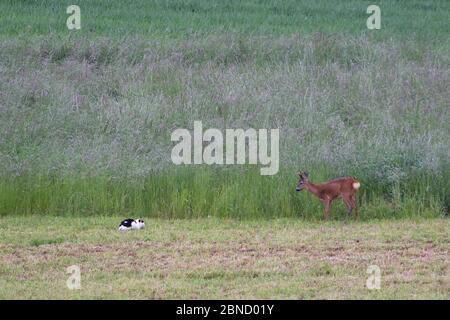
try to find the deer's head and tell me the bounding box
[296,171,309,192]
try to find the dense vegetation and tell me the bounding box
[0,1,449,218]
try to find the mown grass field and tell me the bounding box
[0,217,448,299]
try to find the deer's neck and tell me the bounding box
[305,181,321,198]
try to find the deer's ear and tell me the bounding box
[303,171,309,178]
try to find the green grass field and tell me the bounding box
[1,0,449,42]
[0,217,448,299]
[0,0,449,299]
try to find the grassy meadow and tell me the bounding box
[0,0,449,218]
[0,1,449,299]
[1,0,449,42]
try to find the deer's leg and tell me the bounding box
[323,198,332,220]
[342,195,353,216]
[350,194,358,219]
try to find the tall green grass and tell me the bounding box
[1,0,449,45]
[0,2,449,220]
[1,166,447,219]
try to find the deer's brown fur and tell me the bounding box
[296,171,360,220]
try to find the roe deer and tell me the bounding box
[296,171,360,220]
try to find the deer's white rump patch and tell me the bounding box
[353,182,361,190]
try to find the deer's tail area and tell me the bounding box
[352,181,361,190]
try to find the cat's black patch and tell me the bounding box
[119,219,134,228]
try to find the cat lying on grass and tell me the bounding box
[118,219,145,231]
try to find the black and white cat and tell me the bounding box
[118,218,145,231]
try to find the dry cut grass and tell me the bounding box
[0,216,448,299]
